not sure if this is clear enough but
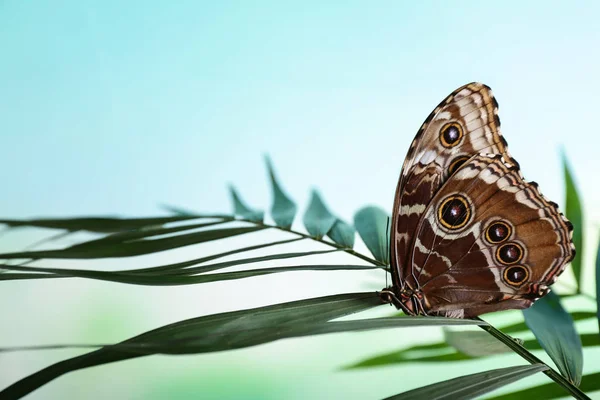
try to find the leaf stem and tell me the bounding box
[477,318,591,400]
[235,217,387,268]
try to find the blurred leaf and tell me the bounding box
[345,332,600,369]
[344,345,472,369]
[0,238,304,278]
[0,215,216,233]
[499,312,596,334]
[0,238,323,282]
[327,219,355,248]
[383,364,548,400]
[265,155,297,228]
[596,235,600,334]
[161,249,341,275]
[562,152,583,291]
[128,237,304,275]
[0,316,485,354]
[70,220,230,250]
[523,292,583,386]
[229,186,264,222]
[160,204,216,217]
[303,190,337,239]
[0,292,482,399]
[444,328,513,357]
[353,206,390,264]
[487,371,600,400]
[0,226,265,259]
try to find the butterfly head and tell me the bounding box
[379,286,429,316]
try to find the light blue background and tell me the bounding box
[1,1,599,399]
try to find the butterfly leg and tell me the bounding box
[378,289,418,316]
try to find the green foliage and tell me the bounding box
[344,313,599,369]
[0,293,482,399]
[0,215,211,232]
[303,190,337,239]
[0,156,596,400]
[327,218,356,248]
[487,371,600,400]
[523,292,583,385]
[562,151,584,291]
[353,206,391,264]
[0,226,265,259]
[265,155,297,228]
[384,365,548,400]
[229,186,264,222]
[596,237,600,333]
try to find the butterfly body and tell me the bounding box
[383,83,575,318]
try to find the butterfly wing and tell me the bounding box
[407,154,574,318]
[390,83,509,290]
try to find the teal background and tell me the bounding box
[1,1,599,399]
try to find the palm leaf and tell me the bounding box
[353,206,390,264]
[523,292,583,385]
[487,371,600,400]
[0,263,380,285]
[562,151,583,291]
[265,155,297,228]
[383,364,548,400]
[0,292,482,399]
[0,226,265,259]
[344,312,598,369]
[303,190,337,239]
[595,236,600,334]
[0,215,218,233]
[327,219,355,248]
[229,186,264,222]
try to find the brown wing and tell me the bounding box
[390,83,510,290]
[408,154,574,318]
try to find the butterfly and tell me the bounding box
[380,83,575,318]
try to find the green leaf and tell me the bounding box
[303,190,337,239]
[353,206,390,264]
[0,273,60,281]
[70,220,230,250]
[444,328,513,357]
[487,371,600,400]
[499,311,596,334]
[0,238,304,279]
[345,312,598,370]
[327,219,355,248]
[562,151,583,291]
[265,155,297,228]
[127,237,305,275]
[0,291,484,399]
[0,316,485,354]
[0,263,380,285]
[229,186,264,222]
[383,364,548,400]
[0,215,217,233]
[161,249,341,275]
[596,235,600,334]
[0,226,266,259]
[523,292,583,385]
[344,332,600,370]
[343,345,471,369]
[160,204,216,217]
[0,293,377,398]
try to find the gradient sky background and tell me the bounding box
[1,1,599,399]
